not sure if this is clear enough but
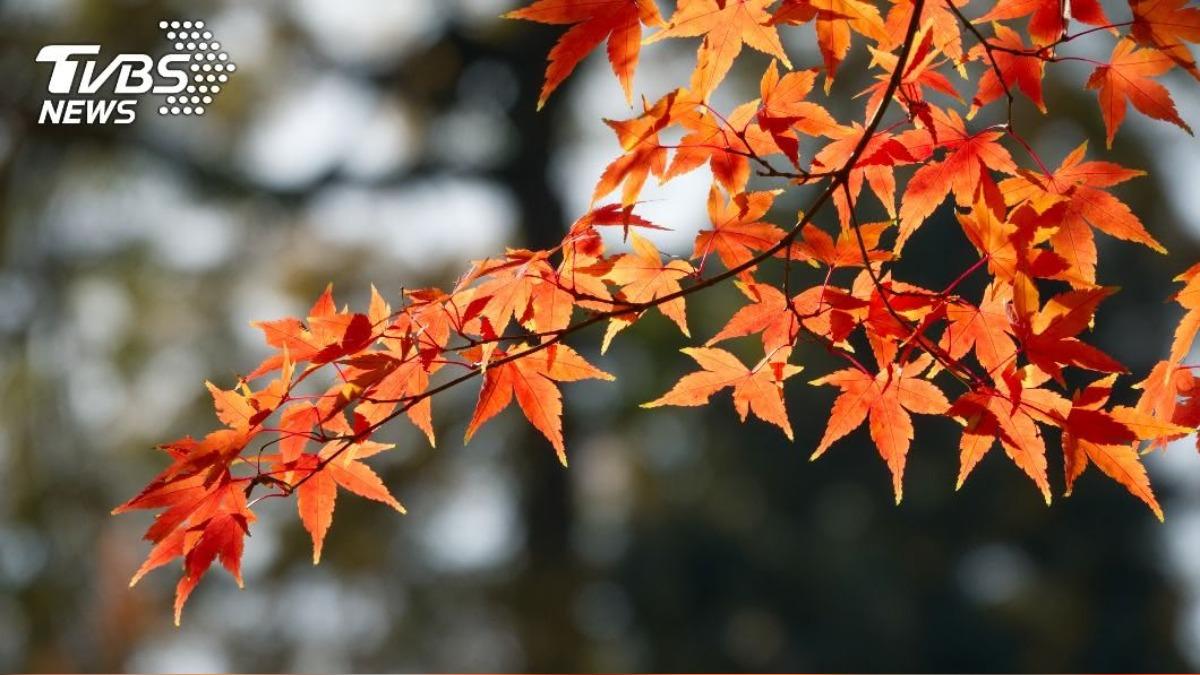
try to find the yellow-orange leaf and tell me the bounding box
[465,344,614,464]
[646,0,791,98]
[644,347,802,439]
[812,360,949,502]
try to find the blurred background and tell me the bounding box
[2,0,1200,671]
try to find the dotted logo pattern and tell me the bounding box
[156,20,236,117]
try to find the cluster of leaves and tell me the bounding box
[118,0,1200,623]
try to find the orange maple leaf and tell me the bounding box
[770,0,888,86]
[950,371,1070,503]
[1134,361,1196,442]
[897,108,1017,248]
[794,220,894,268]
[1019,287,1126,383]
[956,201,1069,293]
[1129,0,1200,80]
[663,100,760,193]
[600,232,695,350]
[1000,142,1163,288]
[594,89,698,205]
[288,441,406,565]
[940,281,1017,376]
[348,351,439,446]
[465,344,614,465]
[881,0,967,64]
[1169,263,1200,363]
[756,61,842,165]
[969,23,1046,115]
[693,188,785,275]
[506,0,666,108]
[813,124,921,227]
[861,26,962,127]
[1062,375,1174,520]
[644,346,803,439]
[1086,38,1193,148]
[646,0,792,98]
[811,357,950,502]
[248,285,375,379]
[707,281,864,351]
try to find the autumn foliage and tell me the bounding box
[117,0,1200,623]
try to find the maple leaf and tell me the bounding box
[950,372,1071,503]
[524,274,577,335]
[1086,38,1193,148]
[644,346,803,439]
[1135,358,1200,450]
[126,429,254,495]
[288,441,406,564]
[646,0,792,98]
[1061,375,1174,520]
[794,220,894,268]
[568,203,671,242]
[207,381,266,430]
[813,124,921,227]
[559,241,619,314]
[1134,361,1188,439]
[600,232,695,350]
[465,344,614,465]
[1169,263,1200,363]
[1110,387,1194,447]
[707,281,864,351]
[594,89,698,205]
[693,188,786,274]
[262,366,374,465]
[708,282,800,351]
[881,0,967,65]
[975,0,1110,46]
[861,27,962,128]
[999,142,1163,287]
[663,100,760,193]
[506,0,666,108]
[1129,0,1200,80]
[756,61,842,165]
[811,358,950,502]
[118,0,1200,624]
[457,250,562,337]
[897,108,1017,248]
[117,469,255,625]
[348,351,439,446]
[273,403,327,463]
[792,284,866,342]
[940,282,1017,375]
[1019,286,1126,382]
[249,285,376,380]
[856,276,947,367]
[386,288,456,365]
[460,248,585,344]
[956,200,1069,291]
[769,0,888,86]
[1130,265,1200,434]
[969,23,1046,116]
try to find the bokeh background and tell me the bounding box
[2,0,1200,671]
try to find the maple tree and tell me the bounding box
[116,0,1200,623]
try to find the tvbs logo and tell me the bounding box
[37,20,236,125]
